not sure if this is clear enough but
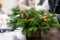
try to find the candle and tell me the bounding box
[0,0,2,10]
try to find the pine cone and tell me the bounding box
[21,13,28,19]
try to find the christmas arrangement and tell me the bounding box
[8,7,60,37]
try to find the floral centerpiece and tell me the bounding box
[8,7,60,37]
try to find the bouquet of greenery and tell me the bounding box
[8,7,60,37]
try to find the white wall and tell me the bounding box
[2,0,17,10]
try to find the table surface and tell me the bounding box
[0,29,60,40]
[41,30,60,40]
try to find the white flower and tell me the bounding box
[44,13,48,15]
[45,13,48,14]
[16,15,20,17]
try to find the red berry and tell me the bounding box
[43,18,48,22]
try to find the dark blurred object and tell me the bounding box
[55,0,60,24]
[0,4,2,10]
[56,6,60,14]
[26,0,29,6]
[48,0,58,13]
[0,4,2,8]
[0,29,14,33]
[48,0,60,24]
[38,0,45,5]
[55,0,60,14]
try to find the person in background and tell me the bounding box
[19,0,32,10]
[48,0,60,35]
[48,0,60,23]
[55,0,60,23]
[19,0,49,13]
[35,0,49,13]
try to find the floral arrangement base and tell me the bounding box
[26,30,41,40]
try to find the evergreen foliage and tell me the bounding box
[8,7,60,37]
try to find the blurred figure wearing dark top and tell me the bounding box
[48,0,60,23]
[56,0,60,14]
[56,0,60,23]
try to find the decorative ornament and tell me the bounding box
[21,13,28,19]
[43,18,48,22]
